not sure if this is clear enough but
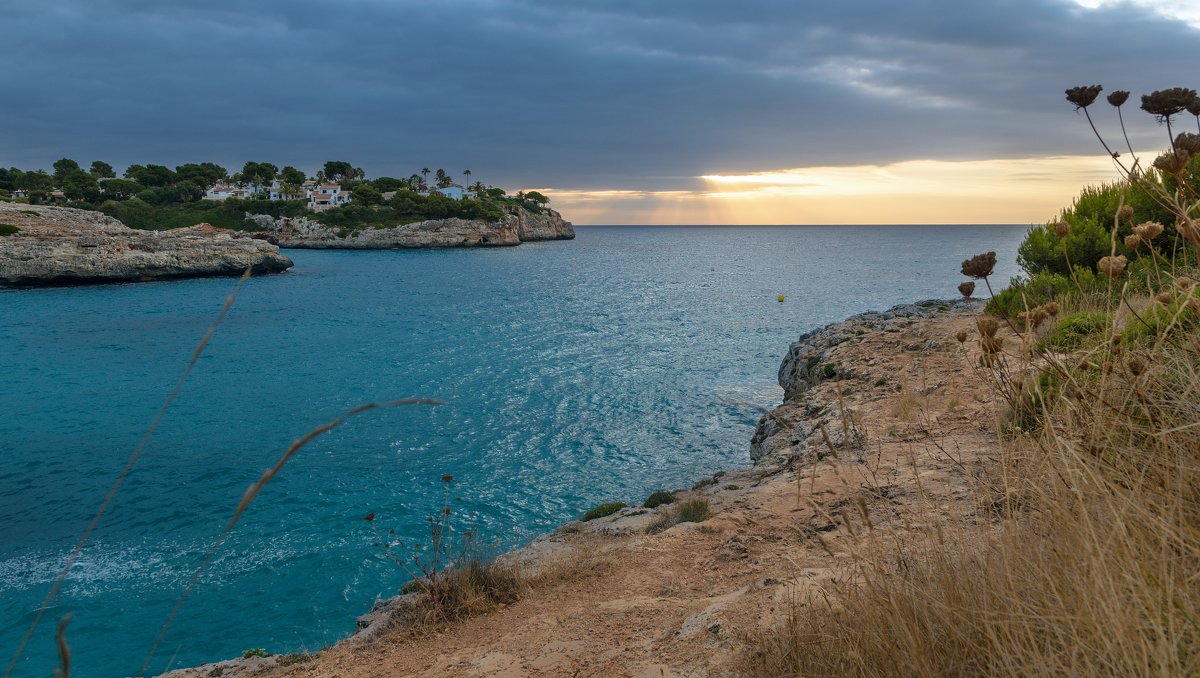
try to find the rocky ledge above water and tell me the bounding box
[242,205,574,249]
[0,202,294,288]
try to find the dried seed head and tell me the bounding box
[1043,302,1060,316]
[1107,90,1130,107]
[981,335,1005,355]
[1052,221,1070,238]
[1178,219,1200,245]
[1117,204,1134,222]
[955,329,969,344]
[958,281,976,298]
[1141,87,1198,121]
[1098,254,1128,278]
[1133,221,1164,241]
[1175,132,1200,155]
[976,315,1000,338]
[1156,291,1174,305]
[1126,356,1145,376]
[1066,85,1103,110]
[1111,334,1123,346]
[1153,149,1191,176]
[1188,299,1200,314]
[1176,275,1195,290]
[364,512,376,522]
[1124,234,1141,250]
[442,475,454,483]
[961,251,997,279]
[1189,98,1200,117]
[1019,307,1049,330]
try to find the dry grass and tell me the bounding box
[741,251,1200,675]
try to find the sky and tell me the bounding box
[2,0,1200,224]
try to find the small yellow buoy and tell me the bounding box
[778,294,785,303]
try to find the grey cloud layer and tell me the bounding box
[1,0,1197,190]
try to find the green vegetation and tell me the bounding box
[0,158,549,232]
[0,224,20,236]
[582,501,627,521]
[241,648,268,659]
[643,490,676,509]
[400,579,427,595]
[1121,297,1198,344]
[647,497,712,534]
[1043,311,1110,350]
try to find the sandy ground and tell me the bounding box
[172,304,1005,678]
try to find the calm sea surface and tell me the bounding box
[0,225,1025,675]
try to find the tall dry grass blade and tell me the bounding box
[139,397,444,676]
[53,614,72,678]
[4,267,253,678]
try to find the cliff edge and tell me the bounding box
[243,206,574,249]
[0,202,293,287]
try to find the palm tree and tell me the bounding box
[421,167,430,185]
[469,181,486,197]
[463,169,471,187]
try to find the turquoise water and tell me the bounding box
[0,225,1026,675]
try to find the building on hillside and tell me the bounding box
[381,191,397,202]
[45,190,66,202]
[205,182,254,201]
[268,179,304,201]
[429,186,467,200]
[11,189,28,198]
[306,184,351,212]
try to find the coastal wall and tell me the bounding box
[244,206,574,249]
[0,202,293,287]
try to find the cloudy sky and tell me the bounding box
[3,0,1200,223]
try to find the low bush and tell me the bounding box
[0,224,20,236]
[647,498,712,534]
[582,501,627,521]
[1043,311,1110,350]
[643,490,676,509]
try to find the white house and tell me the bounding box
[428,186,467,200]
[268,179,304,201]
[205,182,254,201]
[307,184,351,212]
[11,189,28,198]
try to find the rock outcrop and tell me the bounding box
[752,298,982,463]
[243,206,573,249]
[0,202,293,287]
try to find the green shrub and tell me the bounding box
[0,224,20,236]
[986,268,1100,321]
[1122,298,1199,344]
[1044,312,1111,350]
[400,579,427,595]
[647,498,712,534]
[1010,370,1060,432]
[822,363,838,380]
[242,648,268,659]
[643,490,676,509]
[582,501,627,521]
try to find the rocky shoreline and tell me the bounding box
[163,296,993,677]
[0,202,293,287]
[242,205,573,249]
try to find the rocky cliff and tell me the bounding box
[0,202,293,287]
[243,206,573,249]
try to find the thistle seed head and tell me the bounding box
[1133,221,1164,241]
[1044,302,1060,316]
[1066,85,1103,110]
[1153,149,1191,176]
[1098,255,1128,278]
[1175,132,1200,154]
[956,329,969,344]
[958,281,976,298]
[961,251,997,279]
[976,315,1000,339]
[1117,204,1135,222]
[1124,234,1141,250]
[1141,88,1198,122]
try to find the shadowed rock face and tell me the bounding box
[0,202,293,287]
[243,206,574,249]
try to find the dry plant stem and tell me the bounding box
[139,397,445,676]
[1118,106,1137,159]
[3,267,254,678]
[54,614,72,678]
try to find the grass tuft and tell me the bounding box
[643,490,676,509]
[582,501,627,521]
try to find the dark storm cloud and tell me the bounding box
[1,0,1197,190]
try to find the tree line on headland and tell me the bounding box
[0,159,551,232]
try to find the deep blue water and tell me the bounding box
[0,225,1025,675]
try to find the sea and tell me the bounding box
[0,225,1026,675]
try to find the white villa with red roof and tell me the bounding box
[306,184,351,212]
